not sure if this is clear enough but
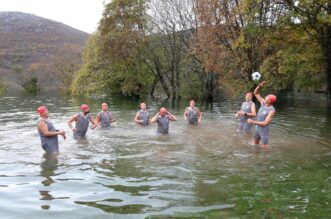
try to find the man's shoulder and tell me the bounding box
[37,119,45,125]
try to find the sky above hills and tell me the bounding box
[0,0,106,33]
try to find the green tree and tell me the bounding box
[0,77,7,96]
[72,0,152,97]
[71,35,111,95]
[283,0,331,104]
[97,0,151,97]
[21,77,39,94]
[260,27,324,92]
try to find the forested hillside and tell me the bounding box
[0,11,89,93]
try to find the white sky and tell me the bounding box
[0,0,106,33]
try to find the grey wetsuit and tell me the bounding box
[186,107,199,125]
[137,110,150,126]
[38,119,59,153]
[239,101,254,133]
[73,113,90,139]
[99,111,112,128]
[157,115,170,134]
[254,103,275,145]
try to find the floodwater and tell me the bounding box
[0,93,330,218]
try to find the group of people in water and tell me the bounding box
[37,81,276,153]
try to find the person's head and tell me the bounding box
[160,107,167,117]
[245,92,253,102]
[101,103,108,111]
[37,106,49,118]
[140,102,147,110]
[265,94,277,105]
[81,104,90,114]
[189,100,195,107]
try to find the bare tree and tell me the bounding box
[194,0,287,81]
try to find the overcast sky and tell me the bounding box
[0,0,106,33]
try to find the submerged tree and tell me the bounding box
[97,0,152,97]
[73,0,151,97]
[283,0,331,103]
[194,0,287,95]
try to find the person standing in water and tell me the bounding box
[235,92,256,133]
[184,100,203,125]
[37,106,66,153]
[151,107,177,134]
[67,104,97,139]
[134,102,150,126]
[247,81,276,149]
[96,103,116,128]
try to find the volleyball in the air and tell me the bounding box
[251,72,261,81]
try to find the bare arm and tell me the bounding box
[38,120,65,137]
[183,108,188,120]
[96,113,101,126]
[110,113,116,122]
[167,111,177,121]
[254,81,266,105]
[150,113,160,123]
[248,102,256,117]
[248,110,275,127]
[67,114,78,131]
[89,116,97,129]
[197,108,203,122]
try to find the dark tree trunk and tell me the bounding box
[319,24,331,107]
[150,77,159,98]
[325,27,331,106]
[159,75,171,99]
[204,72,216,101]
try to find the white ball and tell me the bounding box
[251,72,261,81]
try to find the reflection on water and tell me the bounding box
[40,153,58,187]
[0,93,330,218]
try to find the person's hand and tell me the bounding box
[237,111,245,116]
[235,113,239,119]
[58,130,66,139]
[247,118,253,124]
[91,124,97,129]
[259,81,266,87]
[72,127,77,132]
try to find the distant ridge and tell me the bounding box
[0,11,90,91]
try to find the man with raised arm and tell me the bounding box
[247,81,276,149]
[151,107,177,135]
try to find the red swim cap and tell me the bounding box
[37,106,47,114]
[80,104,89,110]
[266,95,277,105]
